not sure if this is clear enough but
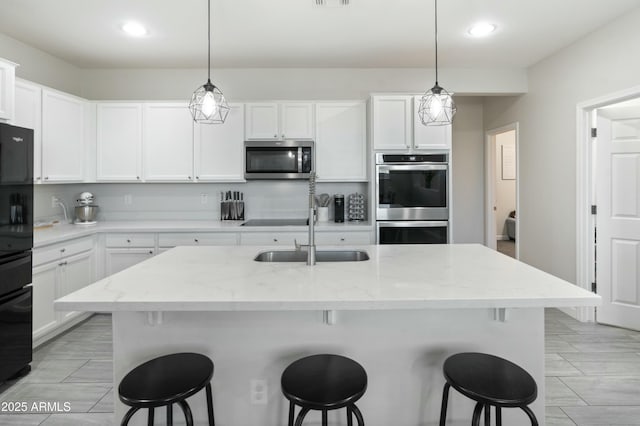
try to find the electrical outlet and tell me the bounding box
[124,194,132,205]
[250,379,267,405]
[200,193,208,205]
[51,196,58,208]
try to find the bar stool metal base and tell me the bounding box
[282,354,367,426]
[439,352,538,426]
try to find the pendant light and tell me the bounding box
[189,0,229,124]
[418,0,456,126]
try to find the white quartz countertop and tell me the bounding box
[34,220,373,247]
[54,244,601,312]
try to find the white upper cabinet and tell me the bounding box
[372,95,413,150]
[42,89,86,182]
[412,97,452,150]
[315,102,367,182]
[280,103,314,139]
[143,103,194,182]
[13,80,42,183]
[194,103,245,181]
[96,103,143,182]
[372,95,451,151]
[0,58,16,122]
[245,102,314,140]
[245,102,279,139]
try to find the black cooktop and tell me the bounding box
[241,219,308,226]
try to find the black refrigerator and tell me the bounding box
[0,122,34,382]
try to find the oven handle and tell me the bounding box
[377,164,447,173]
[376,221,449,228]
[0,251,31,273]
[0,286,31,307]
[297,147,303,173]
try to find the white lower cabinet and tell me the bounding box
[240,232,307,246]
[314,231,372,245]
[32,238,96,342]
[158,232,238,249]
[105,248,155,276]
[31,262,58,337]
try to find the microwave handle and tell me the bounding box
[298,147,303,173]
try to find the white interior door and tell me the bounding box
[596,106,640,330]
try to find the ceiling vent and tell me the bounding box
[315,0,349,7]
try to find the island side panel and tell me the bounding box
[113,308,544,426]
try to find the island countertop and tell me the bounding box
[54,244,600,312]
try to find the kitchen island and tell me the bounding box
[55,244,599,426]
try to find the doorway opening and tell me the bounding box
[485,123,519,259]
[577,85,640,327]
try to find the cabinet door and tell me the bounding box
[58,251,95,321]
[105,248,155,276]
[316,102,366,181]
[143,103,194,181]
[42,89,86,182]
[372,96,412,150]
[245,103,279,140]
[413,97,452,150]
[32,262,58,337]
[97,103,143,181]
[281,103,314,139]
[14,80,42,183]
[0,59,16,122]
[194,103,245,181]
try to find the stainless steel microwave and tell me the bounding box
[244,140,314,180]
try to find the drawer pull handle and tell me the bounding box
[126,239,131,243]
[340,238,345,241]
[273,238,278,242]
[149,250,153,254]
[60,248,66,253]
[58,261,67,266]
[194,239,199,243]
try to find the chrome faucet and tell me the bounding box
[294,172,317,265]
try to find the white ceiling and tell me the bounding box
[0,0,638,69]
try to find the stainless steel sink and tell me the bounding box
[254,250,369,262]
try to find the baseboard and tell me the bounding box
[33,312,93,348]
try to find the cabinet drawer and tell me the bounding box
[105,233,156,248]
[240,232,307,246]
[315,232,371,245]
[33,236,94,266]
[158,232,238,247]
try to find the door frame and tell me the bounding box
[485,123,519,259]
[576,84,640,322]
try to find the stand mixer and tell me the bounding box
[74,192,99,225]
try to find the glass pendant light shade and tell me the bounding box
[419,0,456,126]
[418,84,456,126]
[189,0,228,124]
[189,79,230,124]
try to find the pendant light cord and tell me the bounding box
[207,0,211,81]
[434,0,439,85]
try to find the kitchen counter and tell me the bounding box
[55,244,599,312]
[34,220,373,247]
[53,244,598,426]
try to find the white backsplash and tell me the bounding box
[35,182,368,223]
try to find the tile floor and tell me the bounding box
[0,310,639,425]
[497,239,516,258]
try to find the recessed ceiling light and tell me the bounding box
[121,21,147,37]
[468,22,496,37]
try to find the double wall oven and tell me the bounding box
[375,153,449,244]
[0,123,34,382]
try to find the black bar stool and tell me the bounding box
[281,354,367,426]
[118,352,215,426]
[439,352,538,426]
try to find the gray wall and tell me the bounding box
[0,33,83,96]
[483,7,640,282]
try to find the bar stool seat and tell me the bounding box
[118,352,215,426]
[439,352,538,426]
[281,354,367,426]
